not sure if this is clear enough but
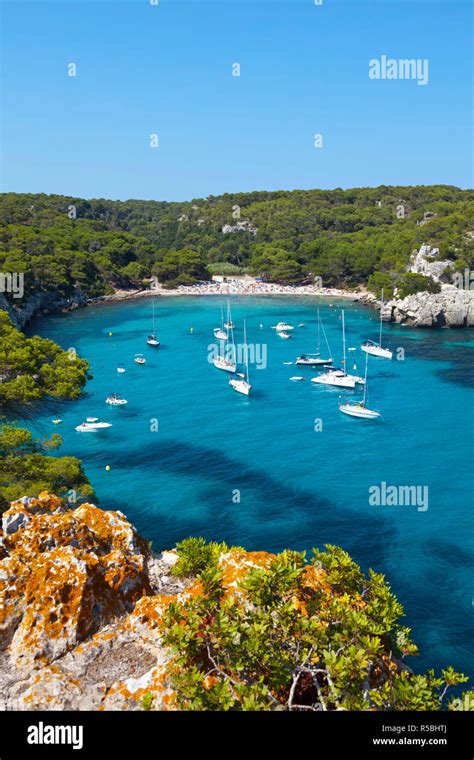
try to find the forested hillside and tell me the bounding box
[0,186,472,296]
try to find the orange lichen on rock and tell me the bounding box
[1,493,151,667]
[218,549,275,595]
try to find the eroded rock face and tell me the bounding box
[384,288,474,327]
[0,493,151,666]
[408,244,454,283]
[0,494,281,711]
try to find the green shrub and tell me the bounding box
[171,536,228,577]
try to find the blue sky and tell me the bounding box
[1,0,472,201]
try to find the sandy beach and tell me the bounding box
[94,280,371,304]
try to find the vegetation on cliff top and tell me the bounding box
[159,539,470,711]
[0,425,94,512]
[0,311,90,407]
[0,186,472,293]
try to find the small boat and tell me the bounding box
[146,301,160,347]
[117,365,126,373]
[134,354,146,364]
[290,376,305,381]
[296,311,333,366]
[361,289,393,359]
[312,368,356,389]
[298,323,305,327]
[230,320,251,396]
[52,419,62,425]
[213,302,236,372]
[76,419,112,432]
[105,393,128,406]
[213,355,237,373]
[312,311,364,388]
[272,321,294,332]
[278,331,291,339]
[339,352,381,419]
[224,300,234,329]
[213,301,228,341]
[283,361,293,365]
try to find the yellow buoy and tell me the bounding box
[105,465,111,471]
[108,332,113,337]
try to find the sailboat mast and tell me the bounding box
[243,319,249,384]
[317,309,320,353]
[152,300,155,334]
[342,310,347,372]
[362,350,368,405]
[379,289,384,346]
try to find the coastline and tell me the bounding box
[91,282,371,304]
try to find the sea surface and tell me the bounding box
[26,296,473,681]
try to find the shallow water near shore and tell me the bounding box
[27,296,473,681]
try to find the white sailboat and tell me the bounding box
[339,351,381,419]
[361,289,393,359]
[296,310,333,366]
[213,301,237,372]
[213,301,228,341]
[134,353,146,364]
[147,301,160,346]
[312,310,364,388]
[229,320,251,395]
[224,300,234,329]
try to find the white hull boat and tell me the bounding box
[76,420,112,432]
[339,351,381,419]
[214,328,228,341]
[361,290,392,359]
[273,321,294,332]
[278,331,291,339]
[312,370,356,389]
[213,355,237,373]
[229,378,251,395]
[339,403,381,419]
[230,319,251,396]
[117,365,126,373]
[147,301,160,346]
[134,354,146,364]
[361,342,393,360]
[106,394,128,406]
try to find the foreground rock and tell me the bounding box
[0,493,278,710]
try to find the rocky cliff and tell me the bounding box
[0,288,88,330]
[382,287,474,327]
[0,493,277,710]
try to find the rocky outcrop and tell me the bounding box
[0,288,87,329]
[408,244,454,283]
[383,287,474,327]
[0,493,280,710]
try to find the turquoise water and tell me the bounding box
[26,297,473,681]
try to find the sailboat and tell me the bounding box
[147,301,160,346]
[229,320,251,395]
[296,310,333,366]
[339,351,381,419]
[361,289,392,359]
[213,301,228,341]
[224,300,234,329]
[213,301,236,372]
[312,310,364,388]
